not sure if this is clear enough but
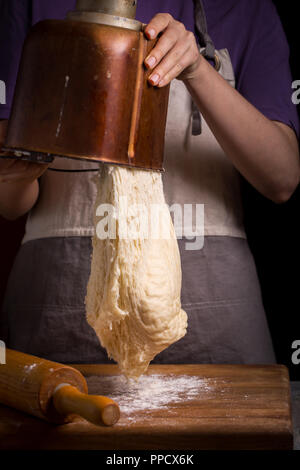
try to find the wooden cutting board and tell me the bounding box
[0,364,293,450]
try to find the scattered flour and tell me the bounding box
[87,374,213,417]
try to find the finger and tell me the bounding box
[0,161,44,180]
[144,13,174,40]
[0,160,27,174]
[0,166,42,183]
[157,50,200,87]
[0,169,28,179]
[144,27,180,71]
[0,159,15,171]
[148,41,191,86]
[0,173,29,183]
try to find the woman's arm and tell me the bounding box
[144,14,300,204]
[0,120,47,220]
[184,60,300,203]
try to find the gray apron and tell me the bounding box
[0,1,276,365]
[0,236,275,364]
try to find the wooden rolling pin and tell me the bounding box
[0,349,120,426]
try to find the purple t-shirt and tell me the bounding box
[0,0,298,135]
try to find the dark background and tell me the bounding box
[0,0,299,378]
[242,0,300,380]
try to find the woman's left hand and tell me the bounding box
[144,13,202,87]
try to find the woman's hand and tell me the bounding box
[143,15,299,203]
[0,120,49,183]
[0,158,49,184]
[0,121,44,219]
[143,13,203,87]
[0,158,42,219]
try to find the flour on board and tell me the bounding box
[87,374,213,417]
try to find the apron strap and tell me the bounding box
[193,0,215,60]
[192,0,216,135]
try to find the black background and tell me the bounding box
[0,0,299,379]
[243,0,300,380]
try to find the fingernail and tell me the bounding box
[158,79,165,87]
[146,28,156,39]
[145,56,156,68]
[149,73,160,85]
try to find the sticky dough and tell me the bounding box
[85,165,187,379]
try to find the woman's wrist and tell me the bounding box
[179,53,206,83]
[181,54,211,87]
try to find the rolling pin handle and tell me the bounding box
[52,384,120,427]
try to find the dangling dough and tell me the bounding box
[85,165,187,379]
